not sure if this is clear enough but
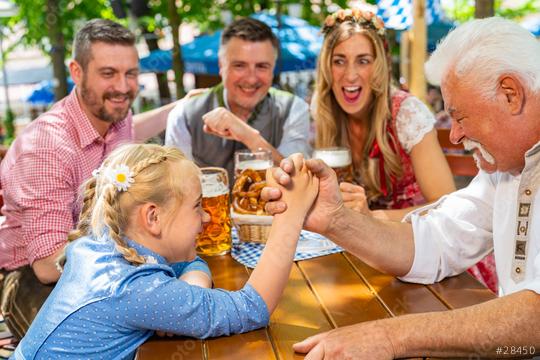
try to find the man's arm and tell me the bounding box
[133,101,178,142]
[202,107,284,164]
[264,157,416,276]
[326,206,415,276]
[294,290,540,359]
[32,247,65,284]
[275,96,312,158]
[15,150,75,284]
[164,99,194,159]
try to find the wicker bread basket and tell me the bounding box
[231,209,273,243]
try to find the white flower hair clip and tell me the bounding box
[92,168,101,178]
[105,164,135,192]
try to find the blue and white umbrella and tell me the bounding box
[27,79,75,105]
[377,0,448,30]
[139,11,323,75]
[376,0,454,51]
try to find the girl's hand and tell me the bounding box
[267,153,319,217]
[340,182,371,215]
[263,157,343,235]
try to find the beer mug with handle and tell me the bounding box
[196,167,232,256]
[312,147,354,183]
[232,149,272,215]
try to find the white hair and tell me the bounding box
[425,17,540,99]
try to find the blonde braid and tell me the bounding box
[67,176,97,242]
[99,151,171,265]
[130,154,168,177]
[101,185,146,265]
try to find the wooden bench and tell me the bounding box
[437,128,478,177]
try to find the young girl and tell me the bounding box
[12,144,318,359]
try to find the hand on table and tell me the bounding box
[293,321,396,360]
[202,107,259,143]
[262,157,344,235]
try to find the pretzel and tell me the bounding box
[232,169,267,215]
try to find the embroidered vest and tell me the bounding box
[184,83,295,182]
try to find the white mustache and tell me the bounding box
[463,139,496,165]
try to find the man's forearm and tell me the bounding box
[32,246,66,284]
[243,134,284,165]
[325,207,415,276]
[390,290,540,358]
[133,101,178,142]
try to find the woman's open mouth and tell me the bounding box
[342,86,361,103]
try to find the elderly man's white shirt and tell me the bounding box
[401,141,540,296]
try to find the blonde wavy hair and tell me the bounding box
[315,19,402,201]
[67,144,199,265]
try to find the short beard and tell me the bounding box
[463,139,496,165]
[80,77,135,124]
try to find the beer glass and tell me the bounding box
[312,147,354,183]
[196,167,232,256]
[232,149,272,215]
[233,149,273,181]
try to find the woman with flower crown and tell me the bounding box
[12,143,318,359]
[314,8,455,219]
[313,8,497,293]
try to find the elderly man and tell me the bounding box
[264,17,540,358]
[165,18,310,182]
[0,19,173,339]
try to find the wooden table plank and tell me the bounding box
[265,263,334,360]
[298,253,391,326]
[135,338,204,360]
[203,255,277,360]
[345,254,449,315]
[427,272,497,310]
[137,252,494,360]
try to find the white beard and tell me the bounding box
[463,139,496,166]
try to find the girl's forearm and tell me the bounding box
[247,211,304,313]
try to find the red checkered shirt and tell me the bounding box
[0,90,134,270]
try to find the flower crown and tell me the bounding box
[93,164,135,192]
[322,8,386,37]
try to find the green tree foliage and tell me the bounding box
[443,0,540,22]
[8,0,113,54]
[5,0,115,103]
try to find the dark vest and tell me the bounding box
[184,83,295,182]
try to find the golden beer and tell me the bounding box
[196,168,231,256]
[313,147,354,183]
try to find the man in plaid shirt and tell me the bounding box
[0,19,173,339]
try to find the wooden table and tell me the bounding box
[136,252,496,360]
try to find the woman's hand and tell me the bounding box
[339,182,371,215]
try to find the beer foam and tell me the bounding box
[236,159,273,171]
[201,174,229,197]
[313,150,351,168]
